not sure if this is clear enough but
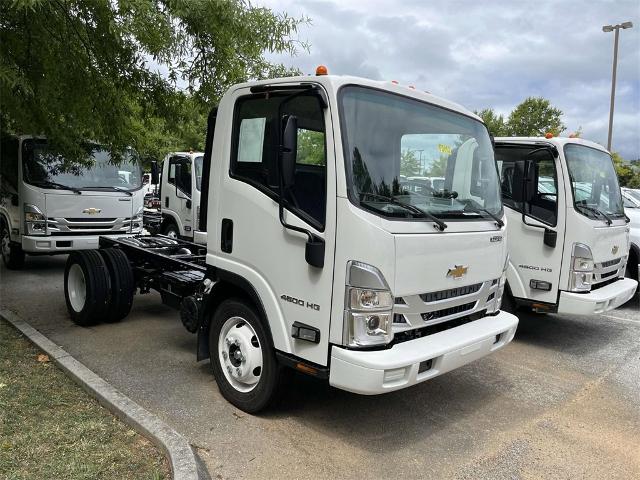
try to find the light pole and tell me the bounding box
[602,21,633,151]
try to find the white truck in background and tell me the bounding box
[152,151,205,242]
[63,71,519,412]
[0,135,144,269]
[494,136,637,315]
[621,188,640,287]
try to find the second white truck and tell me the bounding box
[494,136,637,315]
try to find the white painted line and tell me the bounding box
[602,314,640,324]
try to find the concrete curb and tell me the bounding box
[1,309,209,480]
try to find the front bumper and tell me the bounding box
[22,233,136,254]
[329,311,518,395]
[558,277,638,315]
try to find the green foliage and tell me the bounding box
[475,108,507,136]
[612,152,640,188]
[297,129,325,166]
[0,0,307,164]
[506,97,565,136]
[400,149,421,176]
[427,155,448,176]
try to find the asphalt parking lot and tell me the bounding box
[1,255,639,480]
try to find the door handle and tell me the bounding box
[221,218,233,253]
[165,196,169,208]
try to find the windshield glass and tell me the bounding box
[194,155,203,191]
[626,189,640,204]
[564,144,624,218]
[22,140,142,191]
[340,86,502,220]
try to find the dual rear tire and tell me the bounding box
[64,249,134,326]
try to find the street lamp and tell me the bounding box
[602,21,633,151]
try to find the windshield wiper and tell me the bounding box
[360,192,448,231]
[30,180,82,194]
[576,204,612,225]
[84,185,133,196]
[462,205,504,228]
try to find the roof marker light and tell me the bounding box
[315,65,328,76]
[545,132,554,139]
[391,80,399,84]
[408,85,415,89]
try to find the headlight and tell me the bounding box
[570,243,593,292]
[344,262,394,347]
[24,204,47,236]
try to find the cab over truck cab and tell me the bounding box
[155,151,205,242]
[0,135,144,269]
[494,137,637,314]
[63,74,519,412]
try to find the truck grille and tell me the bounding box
[46,217,133,236]
[592,257,624,289]
[393,278,500,332]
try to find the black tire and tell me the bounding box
[626,248,639,295]
[209,298,282,413]
[100,248,135,322]
[64,250,110,326]
[501,288,517,314]
[163,222,179,239]
[1,220,25,270]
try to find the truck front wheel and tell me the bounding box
[1,222,25,270]
[209,298,282,413]
[64,251,110,326]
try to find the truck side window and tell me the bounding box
[0,136,19,190]
[231,93,327,230]
[496,147,558,226]
[168,156,191,194]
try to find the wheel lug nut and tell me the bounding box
[227,365,232,374]
[236,368,242,376]
[222,351,228,360]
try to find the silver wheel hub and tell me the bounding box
[166,229,177,238]
[218,316,263,393]
[68,264,87,312]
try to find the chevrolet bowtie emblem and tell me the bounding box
[82,207,102,215]
[612,245,619,255]
[447,265,468,279]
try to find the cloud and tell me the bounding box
[259,0,640,158]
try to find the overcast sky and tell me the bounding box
[258,0,640,159]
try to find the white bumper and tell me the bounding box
[329,311,518,395]
[22,234,134,254]
[557,277,638,315]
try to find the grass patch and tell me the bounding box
[0,319,170,480]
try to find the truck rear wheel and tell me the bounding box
[64,251,110,326]
[100,248,135,322]
[1,222,25,270]
[209,298,282,413]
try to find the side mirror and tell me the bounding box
[150,161,159,185]
[305,235,325,268]
[280,115,298,190]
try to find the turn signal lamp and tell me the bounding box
[315,65,328,76]
[545,132,554,139]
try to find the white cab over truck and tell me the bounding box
[63,72,518,412]
[155,151,205,241]
[494,136,637,315]
[0,135,144,269]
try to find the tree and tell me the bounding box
[0,0,306,164]
[475,108,507,137]
[297,129,325,166]
[612,152,640,188]
[506,97,565,137]
[400,149,421,176]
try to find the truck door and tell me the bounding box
[496,145,566,305]
[214,87,336,366]
[164,155,193,237]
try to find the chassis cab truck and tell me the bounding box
[0,135,144,269]
[494,137,637,314]
[63,73,518,412]
[154,151,205,241]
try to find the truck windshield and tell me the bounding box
[340,86,502,220]
[22,141,142,192]
[194,155,203,191]
[564,144,624,219]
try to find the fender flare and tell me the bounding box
[160,211,183,234]
[196,268,272,361]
